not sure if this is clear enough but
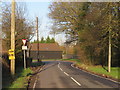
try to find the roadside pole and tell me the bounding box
[36,17,39,62]
[23,50,26,69]
[10,0,16,75]
[108,3,112,73]
[22,39,27,69]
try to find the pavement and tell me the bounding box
[28,61,120,89]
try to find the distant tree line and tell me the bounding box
[32,36,56,43]
[49,2,119,66]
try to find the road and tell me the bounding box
[32,61,119,88]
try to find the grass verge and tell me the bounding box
[7,67,33,88]
[3,61,44,89]
[32,59,119,80]
[77,63,120,80]
[62,59,120,80]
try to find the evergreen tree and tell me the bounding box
[40,37,45,43]
[51,37,55,43]
[32,36,56,43]
[46,36,51,43]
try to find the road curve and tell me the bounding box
[32,61,119,88]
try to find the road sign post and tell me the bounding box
[10,0,16,76]
[23,50,26,69]
[22,39,27,69]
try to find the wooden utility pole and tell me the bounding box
[108,3,112,72]
[36,17,39,62]
[108,28,111,72]
[11,0,16,75]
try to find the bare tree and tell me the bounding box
[2,2,35,53]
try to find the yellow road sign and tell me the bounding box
[8,49,15,60]
[9,49,14,52]
[9,56,15,60]
[8,49,14,54]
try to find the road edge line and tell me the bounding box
[32,65,44,89]
[71,63,120,84]
[33,77,37,90]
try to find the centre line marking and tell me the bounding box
[64,72,69,76]
[60,68,63,71]
[58,63,60,68]
[71,77,81,86]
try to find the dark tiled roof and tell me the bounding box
[30,43,62,51]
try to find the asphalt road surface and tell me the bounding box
[32,61,120,88]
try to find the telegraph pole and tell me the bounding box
[11,0,16,75]
[36,17,39,62]
[108,3,112,72]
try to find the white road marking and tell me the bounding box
[76,67,79,69]
[80,68,120,84]
[60,68,63,71]
[33,77,37,90]
[71,77,81,86]
[71,63,78,69]
[71,63,120,84]
[33,67,43,89]
[58,63,63,72]
[58,62,82,86]
[71,64,74,67]
[64,72,69,76]
[58,63,60,68]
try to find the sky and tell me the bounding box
[3,0,118,45]
[25,2,67,45]
[2,0,67,45]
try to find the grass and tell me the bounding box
[8,61,44,88]
[34,59,80,62]
[7,67,33,88]
[62,59,80,63]
[87,66,119,79]
[3,60,44,89]
[61,59,120,80]
[32,59,119,80]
